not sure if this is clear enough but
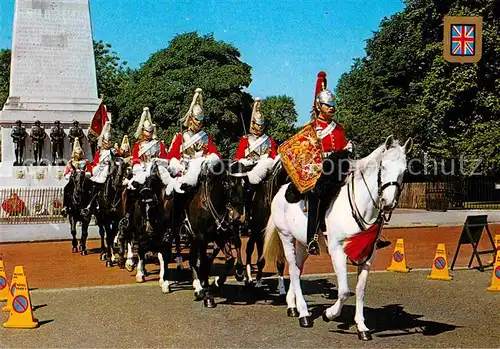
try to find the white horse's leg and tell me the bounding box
[324,242,349,320]
[125,242,135,271]
[157,252,173,293]
[354,254,375,340]
[135,255,146,283]
[282,235,312,327]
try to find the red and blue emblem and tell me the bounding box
[451,24,475,56]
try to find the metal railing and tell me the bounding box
[0,187,66,224]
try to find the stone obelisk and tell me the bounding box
[0,0,100,187]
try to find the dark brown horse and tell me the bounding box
[93,157,128,267]
[66,165,94,255]
[162,158,239,307]
[229,160,288,294]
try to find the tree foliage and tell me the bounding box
[93,40,130,121]
[114,32,254,157]
[336,0,500,175]
[260,95,299,145]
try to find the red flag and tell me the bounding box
[89,102,109,137]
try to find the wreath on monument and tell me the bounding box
[2,193,26,216]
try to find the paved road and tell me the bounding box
[1,270,498,348]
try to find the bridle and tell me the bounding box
[348,157,404,232]
[200,161,229,232]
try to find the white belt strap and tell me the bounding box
[182,131,206,151]
[245,134,269,156]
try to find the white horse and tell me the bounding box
[263,135,412,341]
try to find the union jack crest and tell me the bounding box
[443,16,483,63]
[451,25,475,56]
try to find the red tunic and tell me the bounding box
[234,134,277,160]
[63,159,92,178]
[311,119,348,153]
[166,132,221,161]
[131,140,168,166]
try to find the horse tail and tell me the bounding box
[262,212,284,268]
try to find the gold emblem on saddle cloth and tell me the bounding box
[278,123,323,193]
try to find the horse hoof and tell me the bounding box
[322,311,331,323]
[72,247,78,253]
[235,263,244,282]
[100,254,106,261]
[203,297,216,308]
[299,316,313,328]
[105,261,113,268]
[287,307,299,317]
[81,250,88,256]
[135,275,145,283]
[125,263,135,272]
[161,283,171,294]
[357,330,372,341]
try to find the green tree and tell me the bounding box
[114,32,252,157]
[260,95,299,145]
[93,40,130,123]
[336,0,500,175]
[0,49,11,107]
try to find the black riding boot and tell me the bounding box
[306,192,321,255]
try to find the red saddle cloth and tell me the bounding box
[344,223,381,263]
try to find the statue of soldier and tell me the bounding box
[88,130,98,157]
[68,120,85,150]
[30,120,46,165]
[10,120,28,166]
[50,120,66,165]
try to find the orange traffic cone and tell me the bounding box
[0,259,9,302]
[3,273,38,329]
[427,244,453,280]
[487,252,500,292]
[2,266,25,312]
[487,234,500,265]
[386,239,410,272]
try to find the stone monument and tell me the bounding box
[0,0,101,187]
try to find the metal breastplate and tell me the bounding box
[247,134,271,160]
[182,131,208,159]
[72,160,87,171]
[139,140,160,161]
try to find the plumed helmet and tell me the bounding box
[120,135,130,153]
[314,71,337,111]
[72,137,84,158]
[182,88,204,127]
[97,121,112,147]
[134,107,156,139]
[251,97,264,126]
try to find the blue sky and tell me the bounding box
[0,0,405,124]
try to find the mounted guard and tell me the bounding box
[279,71,353,255]
[128,107,171,187]
[166,88,221,192]
[90,121,119,184]
[61,138,92,217]
[233,97,277,223]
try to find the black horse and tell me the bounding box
[93,158,128,267]
[229,160,288,293]
[66,165,94,255]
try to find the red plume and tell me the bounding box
[314,71,327,108]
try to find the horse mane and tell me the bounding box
[352,140,402,179]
